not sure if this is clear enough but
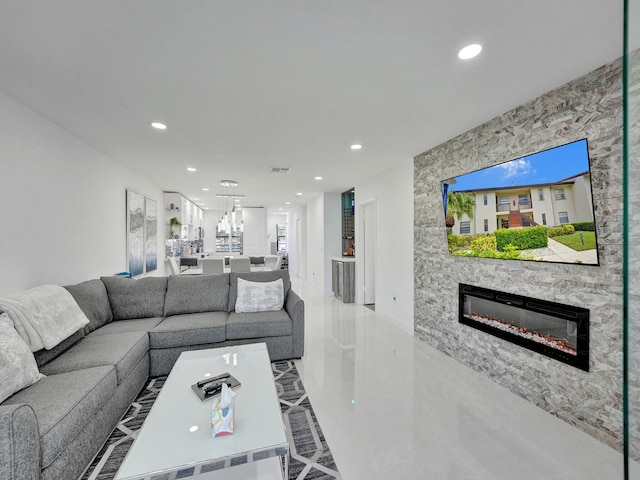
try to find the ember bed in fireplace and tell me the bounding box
[459,284,589,371]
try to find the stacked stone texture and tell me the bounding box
[414,58,624,450]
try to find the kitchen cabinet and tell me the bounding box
[332,258,355,303]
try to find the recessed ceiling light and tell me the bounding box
[202,188,210,191]
[279,208,283,211]
[350,144,362,150]
[458,44,482,60]
[151,122,167,130]
[234,199,240,203]
[198,203,205,206]
[285,201,291,205]
[295,192,303,196]
[314,176,323,180]
[187,167,197,172]
[193,198,199,201]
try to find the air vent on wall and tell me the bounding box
[270,167,291,174]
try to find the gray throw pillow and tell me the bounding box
[235,278,284,313]
[164,274,230,316]
[100,276,168,320]
[0,313,44,403]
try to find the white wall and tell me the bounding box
[354,159,414,333]
[306,195,325,292]
[241,207,267,256]
[287,205,306,279]
[0,91,165,295]
[323,193,342,294]
[202,210,221,253]
[305,193,341,295]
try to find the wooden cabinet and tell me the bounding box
[342,189,355,255]
[332,258,355,303]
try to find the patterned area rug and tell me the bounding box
[82,361,341,480]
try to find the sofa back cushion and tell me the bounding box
[229,270,291,312]
[164,274,230,316]
[64,279,113,335]
[100,276,168,320]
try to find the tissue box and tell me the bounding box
[211,401,234,437]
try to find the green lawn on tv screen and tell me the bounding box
[551,231,597,251]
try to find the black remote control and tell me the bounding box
[197,374,230,388]
[203,381,226,395]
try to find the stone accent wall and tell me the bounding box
[414,57,623,450]
[627,49,640,461]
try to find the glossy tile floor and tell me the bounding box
[290,277,627,480]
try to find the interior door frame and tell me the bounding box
[357,197,376,305]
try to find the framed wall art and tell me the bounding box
[145,197,158,272]
[126,189,145,276]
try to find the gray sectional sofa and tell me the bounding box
[0,269,304,480]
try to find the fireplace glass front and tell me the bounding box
[459,284,589,371]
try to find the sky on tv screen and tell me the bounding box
[452,139,589,192]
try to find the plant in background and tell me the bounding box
[495,225,548,250]
[470,235,497,254]
[446,191,476,227]
[572,222,595,232]
[548,224,576,237]
[169,217,181,238]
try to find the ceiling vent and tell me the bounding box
[270,167,291,174]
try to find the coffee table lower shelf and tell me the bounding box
[191,456,285,479]
[170,457,288,480]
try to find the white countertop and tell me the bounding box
[332,256,356,262]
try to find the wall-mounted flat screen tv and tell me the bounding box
[441,138,599,265]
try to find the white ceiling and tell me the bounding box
[0,1,623,213]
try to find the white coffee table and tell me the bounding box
[115,343,289,480]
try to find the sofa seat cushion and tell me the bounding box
[2,366,116,469]
[226,310,292,340]
[87,317,163,337]
[150,312,228,349]
[39,331,148,385]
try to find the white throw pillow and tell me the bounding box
[0,313,44,403]
[235,278,284,313]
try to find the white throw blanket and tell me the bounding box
[0,285,89,352]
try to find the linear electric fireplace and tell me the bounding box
[459,284,589,371]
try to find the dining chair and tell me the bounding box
[264,255,278,270]
[229,256,251,273]
[168,257,180,275]
[202,257,224,275]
